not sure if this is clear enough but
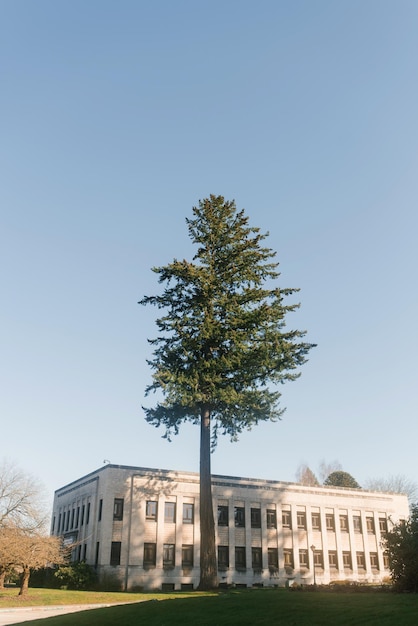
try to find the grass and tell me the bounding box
[1,588,418,625]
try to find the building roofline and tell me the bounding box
[54,464,407,499]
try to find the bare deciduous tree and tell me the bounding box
[0,525,65,594]
[364,475,417,504]
[0,459,48,531]
[295,463,320,486]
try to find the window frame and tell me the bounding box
[218,505,229,527]
[183,503,194,524]
[146,500,158,521]
[164,501,176,524]
[267,509,277,529]
[235,546,247,570]
[250,508,261,529]
[182,544,194,568]
[143,542,156,567]
[113,498,124,521]
[110,541,121,566]
[218,545,229,569]
[251,547,262,569]
[234,506,245,528]
[163,543,175,568]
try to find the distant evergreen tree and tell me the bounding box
[140,195,315,588]
[324,471,360,489]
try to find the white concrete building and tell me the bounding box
[51,464,409,590]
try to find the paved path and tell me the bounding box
[0,603,124,625]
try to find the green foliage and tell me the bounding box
[140,195,315,444]
[323,471,360,489]
[54,562,97,590]
[385,504,418,592]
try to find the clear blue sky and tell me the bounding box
[1,0,417,504]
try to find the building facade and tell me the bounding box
[51,465,409,590]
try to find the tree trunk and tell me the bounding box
[0,568,6,590]
[198,405,218,590]
[19,567,30,596]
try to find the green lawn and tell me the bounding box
[1,588,418,625]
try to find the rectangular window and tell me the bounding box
[313,550,323,568]
[311,512,321,531]
[113,498,124,521]
[95,541,100,566]
[326,514,335,531]
[182,545,193,568]
[370,552,379,570]
[82,543,87,561]
[356,552,365,570]
[299,549,309,568]
[267,509,277,529]
[235,546,246,569]
[144,542,156,567]
[218,505,229,526]
[98,499,103,522]
[283,549,294,568]
[268,548,278,569]
[252,547,262,569]
[86,502,90,525]
[57,513,61,534]
[65,510,70,531]
[343,551,352,569]
[81,505,85,527]
[75,507,80,528]
[71,508,75,529]
[328,551,338,569]
[164,501,176,524]
[163,543,175,568]
[282,511,291,528]
[251,508,261,528]
[379,517,388,535]
[297,512,307,529]
[110,541,121,566]
[235,506,245,528]
[340,515,348,532]
[183,503,194,524]
[353,515,362,533]
[383,554,390,569]
[146,501,158,521]
[218,545,229,569]
[366,517,375,534]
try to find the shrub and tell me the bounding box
[54,562,97,590]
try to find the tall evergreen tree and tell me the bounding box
[140,195,315,589]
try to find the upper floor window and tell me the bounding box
[267,509,277,529]
[282,510,292,528]
[326,514,335,532]
[379,518,388,536]
[183,503,194,524]
[251,508,261,528]
[340,515,348,532]
[164,501,176,524]
[234,506,245,528]
[366,516,375,534]
[98,499,103,522]
[146,500,158,521]
[353,515,362,533]
[311,512,321,531]
[297,512,306,529]
[113,498,124,521]
[218,505,229,526]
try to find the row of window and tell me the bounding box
[54,502,91,535]
[108,541,388,572]
[218,506,387,535]
[55,498,389,538]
